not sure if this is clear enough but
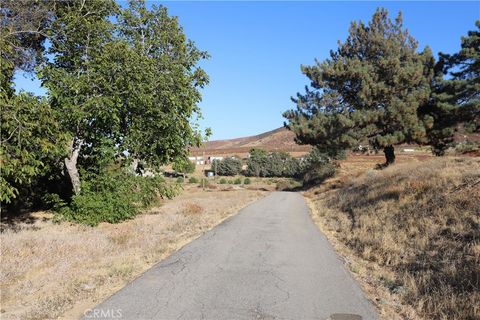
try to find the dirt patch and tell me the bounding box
[0,189,268,320]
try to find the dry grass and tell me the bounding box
[0,188,267,320]
[305,157,479,319]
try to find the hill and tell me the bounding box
[192,125,480,158]
[190,127,310,157]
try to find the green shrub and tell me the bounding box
[454,141,479,154]
[211,157,242,176]
[245,149,301,178]
[227,180,233,184]
[176,177,184,184]
[172,158,195,175]
[54,171,178,226]
[302,163,337,186]
[243,177,251,185]
[297,147,338,186]
[188,177,198,183]
[218,178,227,184]
[234,178,242,185]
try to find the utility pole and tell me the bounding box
[202,150,205,191]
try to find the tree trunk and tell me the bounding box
[383,145,395,166]
[65,138,83,195]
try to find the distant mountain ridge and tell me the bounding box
[191,126,480,157]
[190,127,310,156]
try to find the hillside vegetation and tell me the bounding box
[307,157,479,319]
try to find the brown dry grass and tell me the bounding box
[0,189,267,320]
[305,157,479,320]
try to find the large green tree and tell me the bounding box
[212,157,242,176]
[116,0,209,168]
[284,8,434,165]
[422,20,480,155]
[39,0,118,194]
[0,0,67,204]
[39,0,209,195]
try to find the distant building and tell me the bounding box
[188,156,205,165]
[208,156,224,163]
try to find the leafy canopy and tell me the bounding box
[39,0,209,175]
[284,8,434,159]
[212,157,242,176]
[422,20,480,154]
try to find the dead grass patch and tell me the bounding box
[182,202,203,215]
[0,189,267,320]
[306,157,479,320]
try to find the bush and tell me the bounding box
[243,177,251,185]
[234,178,242,185]
[212,157,242,176]
[299,147,337,186]
[218,178,227,184]
[227,180,233,184]
[245,149,301,178]
[172,158,195,175]
[188,177,198,183]
[54,171,178,226]
[245,149,269,177]
[176,177,184,184]
[302,163,336,186]
[454,141,479,154]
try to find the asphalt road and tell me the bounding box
[86,192,378,320]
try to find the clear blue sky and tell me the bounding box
[14,1,479,140]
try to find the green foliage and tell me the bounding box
[173,158,195,175]
[0,0,52,75]
[114,1,210,167]
[267,151,301,178]
[245,149,269,177]
[454,141,479,154]
[188,177,199,183]
[0,92,67,203]
[422,20,480,155]
[176,177,184,184]
[211,157,242,176]
[218,178,227,184]
[284,8,434,164]
[0,2,67,205]
[245,149,301,178]
[234,178,242,185]
[54,172,178,226]
[38,0,209,194]
[243,177,251,185]
[302,163,337,186]
[297,148,338,186]
[1,0,210,216]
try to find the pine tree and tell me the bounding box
[284,8,434,165]
[422,20,480,155]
